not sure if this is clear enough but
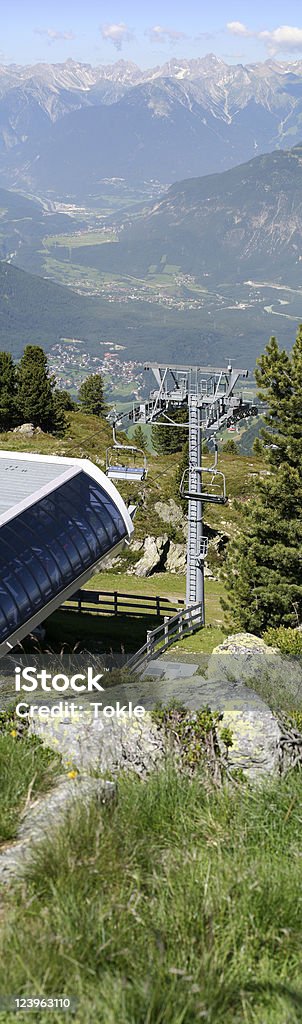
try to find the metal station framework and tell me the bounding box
[108,362,256,626]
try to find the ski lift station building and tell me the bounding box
[0,450,134,659]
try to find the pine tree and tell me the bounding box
[151,407,188,454]
[78,374,107,417]
[53,389,76,413]
[16,345,65,434]
[221,438,239,455]
[223,331,302,633]
[252,437,264,456]
[255,331,302,470]
[132,425,148,452]
[0,351,18,431]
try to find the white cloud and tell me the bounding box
[227,21,302,55]
[226,22,251,38]
[259,25,302,54]
[100,23,134,51]
[145,25,187,44]
[34,28,76,44]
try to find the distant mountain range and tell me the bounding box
[2,55,302,196]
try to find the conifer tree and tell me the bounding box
[53,389,76,413]
[221,438,239,455]
[223,331,302,633]
[252,437,264,456]
[132,425,148,452]
[78,374,107,417]
[0,351,18,431]
[255,331,302,470]
[16,345,65,434]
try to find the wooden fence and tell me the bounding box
[61,588,185,620]
[127,602,203,673]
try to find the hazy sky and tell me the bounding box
[2,0,302,68]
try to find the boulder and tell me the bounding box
[31,707,166,779]
[130,540,145,553]
[30,663,283,783]
[99,553,123,570]
[207,632,302,704]
[13,423,43,436]
[166,541,186,574]
[13,422,35,436]
[204,564,217,580]
[135,534,169,577]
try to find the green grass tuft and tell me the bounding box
[0,718,62,844]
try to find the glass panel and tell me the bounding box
[0,530,42,618]
[0,470,127,643]
[0,585,19,633]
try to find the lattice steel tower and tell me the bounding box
[109,362,255,625]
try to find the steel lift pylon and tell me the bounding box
[107,362,256,627]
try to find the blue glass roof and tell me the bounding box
[0,470,128,646]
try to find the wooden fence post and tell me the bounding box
[156,595,161,617]
[114,591,118,616]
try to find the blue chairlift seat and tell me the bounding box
[106,444,147,484]
[107,465,147,482]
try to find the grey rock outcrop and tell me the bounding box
[130,540,145,553]
[134,534,169,576]
[29,657,284,783]
[13,423,43,436]
[166,541,186,574]
[207,633,302,704]
[31,707,166,778]
[118,666,282,781]
[204,564,217,580]
[98,552,123,570]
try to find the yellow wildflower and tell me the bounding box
[10,729,17,738]
[67,769,78,779]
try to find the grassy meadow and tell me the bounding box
[0,767,302,1023]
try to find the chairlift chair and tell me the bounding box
[180,466,227,505]
[106,443,148,483]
